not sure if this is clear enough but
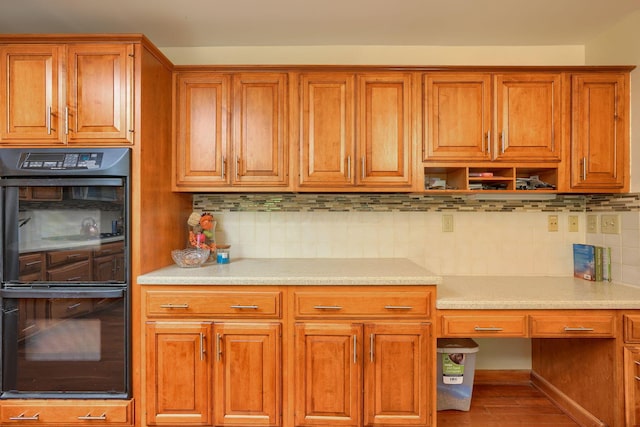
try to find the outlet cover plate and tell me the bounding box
[586,215,598,233]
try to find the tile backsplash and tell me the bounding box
[193,193,640,284]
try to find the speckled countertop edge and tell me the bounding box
[137,258,443,286]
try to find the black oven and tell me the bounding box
[0,148,130,399]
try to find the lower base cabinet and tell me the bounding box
[294,322,431,427]
[145,321,281,426]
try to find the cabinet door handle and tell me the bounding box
[200,332,206,361]
[501,131,506,154]
[216,333,222,361]
[77,413,107,421]
[361,157,366,180]
[369,333,374,362]
[313,305,342,310]
[384,305,412,310]
[236,156,240,181]
[221,156,226,179]
[230,305,259,309]
[474,326,504,332]
[10,413,39,421]
[47,106,52,135]
[486,131,491,155]
[563,326,595,332]
[353,335,357,364]
[159,303,189,309]
[582,157,587,181]
[347,156,351,180]
[64,106,69,135]
[634,360,640,366]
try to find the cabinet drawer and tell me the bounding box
[46,249,91,268]
[19,253,43,276]
[93,241,124,257]
[0,399,133,425]
[624,315,640,343]
[146,290,281,318]
[440,315,528,337]
[294,290,432,318]
[530,314,616,338]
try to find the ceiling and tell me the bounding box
[1,0,639,48]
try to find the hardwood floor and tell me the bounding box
[437,379,581,426]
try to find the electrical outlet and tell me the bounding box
[568,215,579,232]
[601,214,620,234]
[442,214,454,232]
[586,215,598,233]
[548,215,559,232]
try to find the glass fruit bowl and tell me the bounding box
[171,248,211,268]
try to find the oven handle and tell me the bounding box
[1,287,125,299]
[0,177,124,187]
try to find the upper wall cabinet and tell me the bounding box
[0,43,134,145]
[569,73,629,192]
[298,71,413,190]
[423,72,562,163]
[173,71,289,191]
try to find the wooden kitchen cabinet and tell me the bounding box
[0,45,64,144]
[292,286,434,427]
[569,72,629,192]
[93,241,125,282]
[173,71,289,191]
[143,286,283,426]
[624,346,640,427]
[423,72,561,162]
[145,321,213,426]
[0,43,134,145]
[298,71,413,190]
[214,322,281,426]
[0,399,134,426]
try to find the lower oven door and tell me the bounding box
[1,287,128,399]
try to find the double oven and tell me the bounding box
[0,148,130,399]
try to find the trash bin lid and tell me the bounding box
[437,338,479,353]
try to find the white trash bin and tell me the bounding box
[436,338,479,411]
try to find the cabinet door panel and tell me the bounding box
[424,73,491,161]
[294,323,361,426]
[233,73,288,186]
[0,45,64,144]
[357,73,412,187]
[214,322,281,426]
[66,44,133,143]
[571,73,627,190]
[145,322,212,426]
[299,73,356,187]
[174,73,231,187]
[364,323,431,426]
[624,346,640,427]
[495,73,562,161]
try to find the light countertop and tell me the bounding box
[137,258,640,310]
[137,257,442,286]
[437,275,640,310]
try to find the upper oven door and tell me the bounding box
[1,177,128,285]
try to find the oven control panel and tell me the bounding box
[19,152,104,170]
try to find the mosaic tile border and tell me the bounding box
[189,193,635,213]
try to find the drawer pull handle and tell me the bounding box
[635,360,640,366]
[635,376,640,382]
[78,413,107,421]
[384,305,413,310]
[10,413,39,421]
[563,326,595,332]
[230,305,259,309]
[160,303,189,309]
[313,305,343,310]
[474,326,504,332]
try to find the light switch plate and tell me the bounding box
[442,214,454,232]
[601,214,620,234]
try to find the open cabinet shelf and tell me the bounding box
[424,165,558,193]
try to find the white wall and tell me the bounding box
[160,45,584,66]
